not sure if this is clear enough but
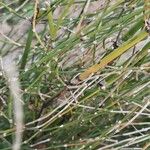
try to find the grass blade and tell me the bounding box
[79,30,148,80]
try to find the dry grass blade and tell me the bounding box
[79,31,148,80]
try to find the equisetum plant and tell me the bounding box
[0,0,150,149]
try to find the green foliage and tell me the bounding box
[0,0,150,149]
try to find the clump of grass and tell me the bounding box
[0,0,150,149]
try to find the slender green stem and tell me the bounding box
[20,27,33,70]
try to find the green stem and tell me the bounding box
[20,27,33,70]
